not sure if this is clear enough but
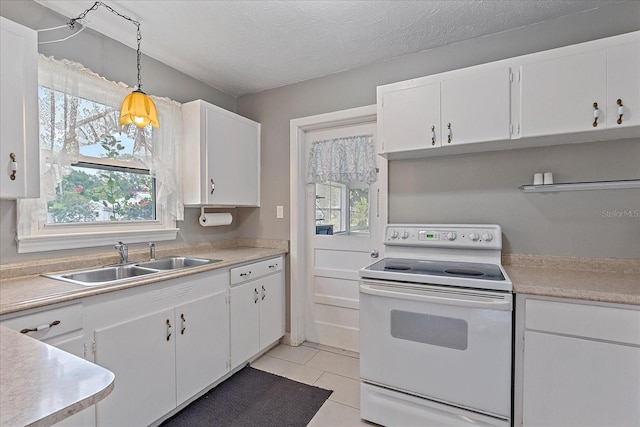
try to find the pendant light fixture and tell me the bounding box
[68,1,159,128]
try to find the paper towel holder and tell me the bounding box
[199,207,233,227]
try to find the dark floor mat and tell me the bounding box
[161,366,333,426]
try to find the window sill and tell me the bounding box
[16,228,179,254]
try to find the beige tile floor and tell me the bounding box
[252,343,374,426]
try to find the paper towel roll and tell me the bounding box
[199,212,233,227]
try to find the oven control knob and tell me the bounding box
[390,230,399,239]
[481,232,493,242]
[469,232,480,242]
[446,232,457,241]
[401,231,410,239]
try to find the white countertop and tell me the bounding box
[0,326,114,427]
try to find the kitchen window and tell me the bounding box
[16,55,184,253]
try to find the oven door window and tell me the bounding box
[390,310,468,350]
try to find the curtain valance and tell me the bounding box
[306,134,377,184]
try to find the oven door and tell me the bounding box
[359,279,513,419]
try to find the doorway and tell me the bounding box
[290,105,387,351]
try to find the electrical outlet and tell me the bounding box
[276,205,284,219]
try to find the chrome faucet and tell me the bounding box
[149,242,156,261]
[115,241,128,264]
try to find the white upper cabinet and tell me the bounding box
[377,31,639,159]
[517,33,640,139]
[441,67,512,145]
[0,17,39,199]
[378,67,511,156]
[182,100,260,207]
[379,82,441,153]
[607,42,640,130]
[519,49,608,138]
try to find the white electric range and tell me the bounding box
[359,224,513,427]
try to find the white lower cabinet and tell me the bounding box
[87,269,230,427]
[175,292,229,406]
[230,256,285,368]
[94,307,176,427]
[515,295,640,427]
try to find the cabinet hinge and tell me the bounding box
[83,342,88,358]
[521,335,525,352]
[509,70,513,83]
[92,341,97,354]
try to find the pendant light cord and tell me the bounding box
[68,1,143,91]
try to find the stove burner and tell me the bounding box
[443,268,485,277]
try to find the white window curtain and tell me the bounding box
[17,54,184,235]
[306,134,377,184]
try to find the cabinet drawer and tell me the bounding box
[230,257,283,285]
[1,303,83,341]
[525,299,640,345]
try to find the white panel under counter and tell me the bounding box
[0,326,114,427]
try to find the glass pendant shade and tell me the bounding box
[120,90,159,128]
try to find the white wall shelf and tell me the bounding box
[519,179,640,193]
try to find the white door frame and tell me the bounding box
[289,105,379,346]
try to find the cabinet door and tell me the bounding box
[522,331,640,427]
[607,41,640,129]
[258,272,285,350]
[175,290,229,405]
[49,336,96,427]
[0,17,39,199]
[205,106,260,206]
[441,67,512,145]
[519,49,607,138]
[380,82,441,152]
[230,281,260,368]
[94,308,176,427]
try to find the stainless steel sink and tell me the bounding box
[43,257,221,286]
[136,256,220,270]
[44,265,159,286]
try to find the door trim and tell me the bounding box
[289,104,381,346]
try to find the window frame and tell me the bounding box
[314,180,370,236]
[16,73,179,253]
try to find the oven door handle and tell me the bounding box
[359,283,512,311]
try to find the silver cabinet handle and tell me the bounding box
[166,319,173,341]
[261,285,266,300]
[210,178,215,194]
[254,288,259,303]
[268,264,278,269]
[20,320,60,334]
[9,153,17,181]
[240,271,252,277]
[180,313,186,335]
[370,249,379,258]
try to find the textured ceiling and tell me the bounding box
[36,0,619,97]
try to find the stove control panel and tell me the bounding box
[385,224,502,250]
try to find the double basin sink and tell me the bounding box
[43,256,221,287]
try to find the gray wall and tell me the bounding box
[0,0,238,263]
[236,1,640,259]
